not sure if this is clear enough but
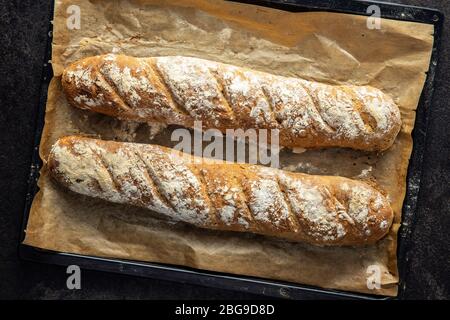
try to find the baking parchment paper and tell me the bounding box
[23,0,434,296]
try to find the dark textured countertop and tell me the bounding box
[0,0,449,299]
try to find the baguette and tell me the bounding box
[62,54,401,152]
[48,136,394,246]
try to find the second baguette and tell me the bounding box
[48,136,394,246]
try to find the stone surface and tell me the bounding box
[0,0,448,299]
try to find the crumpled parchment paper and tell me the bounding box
[24,0,434,296]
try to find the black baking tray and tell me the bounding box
[19,0,443,300]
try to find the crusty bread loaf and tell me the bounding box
[61,54,401,152]
[48,136,393,246]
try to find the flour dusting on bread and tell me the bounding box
[48,136,394,246]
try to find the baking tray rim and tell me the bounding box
[18,0,444,300]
